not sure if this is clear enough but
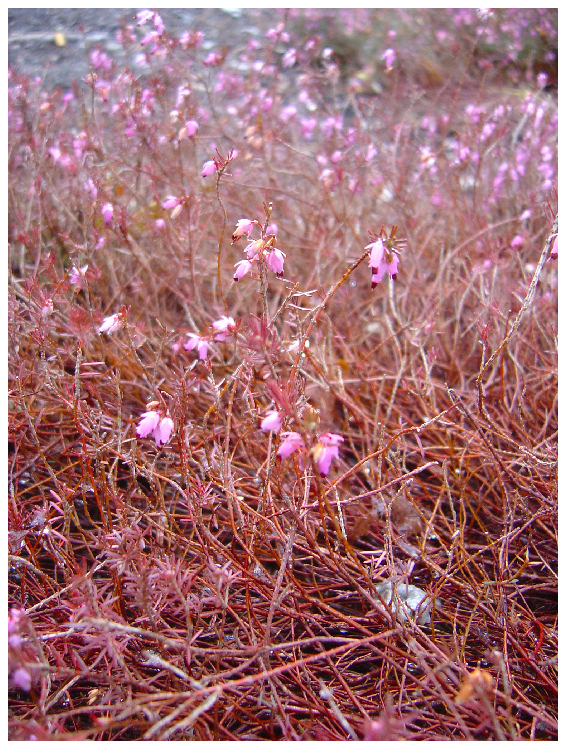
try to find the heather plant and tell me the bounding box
[8,8,557,740]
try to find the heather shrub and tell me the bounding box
[8,8,557,740]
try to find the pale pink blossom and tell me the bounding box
[265,248,286,276]
[261,410,283,432]
[277,432,305,460]
[179,119,199,140]
[367,239,399,285]
[245,240,263,259]
[234,259,253,281]
[136,410,175,446]
[153,416,174,446]
[99,313,123,335]
[136,410,161,438]
[69,264,88,290]
[314,432,344,475]
[162,195,181,210]
[41,299,54,319]
[212,315,236,341]
[232,218,255,240]
[184,333,211,359]
[11,666,31,692]
[201,159,217,177]
[382,48,396,70]
[101,202,114,225]
[282,48,296,68]
[204,52,222,66]
[510,234,524,249]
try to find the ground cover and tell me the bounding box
[8,8,558,740]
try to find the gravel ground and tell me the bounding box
[8,8,270,90]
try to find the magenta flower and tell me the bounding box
[314,432,344,475]
[232,218,255,240]
[265,248,286,276]
[136,410,161,438]
[184,333,211,359]
[101,202,114,225]
[99,313,123,334]
[277,432,305,460]
[234,259,253,281]
[261,410,283,432]
[201,159,217,177]
[212,315,236,341]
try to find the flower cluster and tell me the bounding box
[365,227,404,287]
[136,405,175,447]
[260,410,343,476]
[179,316,237,360]
[231,217,286,281]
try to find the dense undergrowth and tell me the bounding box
[8,8,558,740]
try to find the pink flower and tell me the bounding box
[277,432,305,460]
[282,48,296,68]
[245,240,263,259]
[234,259,253,281]
[212,315,236,341]
[99,313,123,334]
[101,202,114,225]
[153,416,174,446]
[314,432,344,475]
[136,410,175,446]
[201,159,217,177]
[367,239,399,286]
[136,410,161,438]
[261,410,282,432]
[382,48,396,70]
[232,218,255,240]
[511,234,524,249]
[367,239,385,271]
[179,120,199,140]
[265,248,286,276]
[162,195,180,210]
[69,264,88,290]
[184,333,211,359]
[11,666,31,692]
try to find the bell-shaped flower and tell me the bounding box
[234,259,253,281]
[371,253,399,287]
[184,333,210,359]
[367,239,385,273]
[212,315,236,341]
[201,159,217,177]
[136,410,161,439]
[245,239,263,259]
[261,410,282,432]
[265,248,286,276]
[232,219,255,241]
[153,416,175,446]
[99,313,123,335]
[101,202,114,225]
[136,410,175,446]
[277,432,305,460]
[313,432,344,475]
